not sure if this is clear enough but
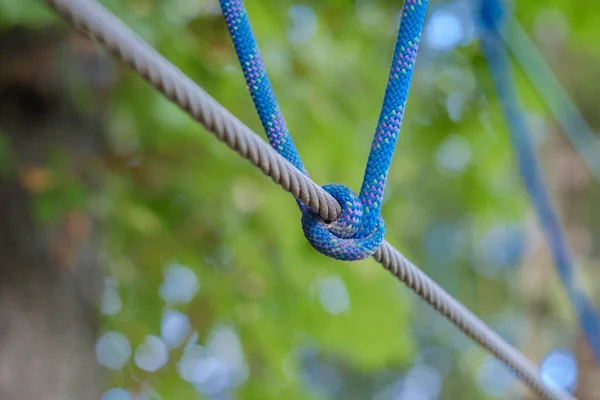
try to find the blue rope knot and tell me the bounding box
[220,0,426,260]
[301,184,385,261]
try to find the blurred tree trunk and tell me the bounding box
[0,26,114,400]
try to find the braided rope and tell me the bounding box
[220,0,307,175]
[479,0,600,364]
[221,0,427,261]
[42,0,574,398]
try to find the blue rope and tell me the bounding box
[220,0,428,261]
[502,19,600,184]
[479,0,600,363]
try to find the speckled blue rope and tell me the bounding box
[220,0,428,261]
[479,0,600,364]
[43,0,577,396]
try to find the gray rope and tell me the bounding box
[48,0,341,223]
[43,0,575,399]
[374,241,574,400]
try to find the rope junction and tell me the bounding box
[42,0,579,398]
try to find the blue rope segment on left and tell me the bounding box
[479,0,600,364]
[220,0,428,261]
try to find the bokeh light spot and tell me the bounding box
[311,275,351,315]
[159,262,199,304]
[161,310,192,349]
[287,5,318,44]
[435,134,472,175]
[426,8,463,51]
[96,331,132,370]
[100,388,133,400]
[134,335,169,372]
[540,349,578,393]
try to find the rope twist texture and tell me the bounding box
[221,0,427,260]
[42,0,575,398]
[374,241,559,397]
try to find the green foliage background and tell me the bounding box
[2,0,600,398]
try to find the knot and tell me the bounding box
[301,184,385,261]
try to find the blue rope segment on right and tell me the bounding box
[220,0,428,261]
[502,19,600,185]
[479,0,600,363]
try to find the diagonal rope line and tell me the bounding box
[41,0,574,398]
[50,0,341,223]
[219,0,307,175]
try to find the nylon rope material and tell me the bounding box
[220,0,426,261]
[479,0,600,365]
[42,0,575,398]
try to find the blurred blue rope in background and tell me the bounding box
[502,19,600,184]
[479,0,600,365]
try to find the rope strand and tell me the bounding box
[220,0,307,175]
[374,240,573,400]
[46,0,341,222]
[220,0,427,261]
[42,0,574,398]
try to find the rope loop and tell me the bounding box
[218,0,427,261]
[42,0,580,395]
[301,184,385,261]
